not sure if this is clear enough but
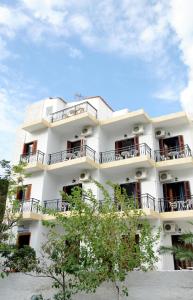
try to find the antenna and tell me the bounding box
[74,93,84,100]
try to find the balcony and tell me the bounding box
[17,198,41,220]
[47,145,98,174]
[20,150,46,172]
[159,196,193,219]
[99,143,154,172]
[155,145,193,170]
[49,102,98,134]
[22,119,50,133]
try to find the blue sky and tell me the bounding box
[0,0,193,160]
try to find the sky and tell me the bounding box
[0,0,193,160]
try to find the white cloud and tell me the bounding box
[153,87,180,102]
[169,0,193,115]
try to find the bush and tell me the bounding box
[2,245,36,272]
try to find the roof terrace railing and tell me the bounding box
[50,101,97,123]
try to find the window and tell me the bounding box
[23,141,37,155]
[16,184,32,201]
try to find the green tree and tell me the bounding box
[0,160,11,224]
[0,161,29,277]
[21,182,159,300]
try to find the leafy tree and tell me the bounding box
[20,182,159,300]
[0,160,11,224]
[0,161,29,277]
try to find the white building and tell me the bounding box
[13,96,193,271]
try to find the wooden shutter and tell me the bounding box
[184,181,191,200]
[134,136,139,155]
[25,184,32,201]
[16,187,21,200]
[32,141,37,154]
[159,139,164,155]
[163,183,169,199]
[178,135,184,151]
[22,143,27,155]
[115,140,122,154]
[135,182,141,208]
[67,141,72,151]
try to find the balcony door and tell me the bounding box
[17,233,30,249]
[159,135,184,155]
[163,181,191,211]
[120,182,141,208]
[62,184,82,211]
[115,137,139,154]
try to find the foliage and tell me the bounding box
[2,245,36,272]
[22,181,159,300]
[160,224,193,263]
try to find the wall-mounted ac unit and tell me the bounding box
[132,124,144,135]
[79,171,91,182]
[135,168,147,180]
[159,171,173,183]
[81,126,93,137]
[155,129,166,139]
[163,222,176,233]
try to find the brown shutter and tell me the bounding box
[159,139,164,155]
[16,187,21,200]
[115,140,122,155]
[25,184,32,201]
[67,141,72,151]
[134,136,139,155]
[135,182,141,208]
[32,141,37,154]
[184,181,191,200]
[178,135,184,151]
[163,183,168,199]
[22,144,27,155]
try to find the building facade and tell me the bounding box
[13,96,193,271]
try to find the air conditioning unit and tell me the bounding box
[163,222,176,233]
[132,124,144,135]
[155,129,166,139]
[135,168,147,180]
[81,126,93,137]
[159,171,173,183]
[79,171,91,182]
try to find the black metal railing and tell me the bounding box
[158,196,193,212]
[154,144,192,162]
[19,198,40,213]
[99,193,156,211]
[50,101,97,122]
[99,143,152,163]
[20,150,45,164]
[43,199,71,212]
[48,145,96,165]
